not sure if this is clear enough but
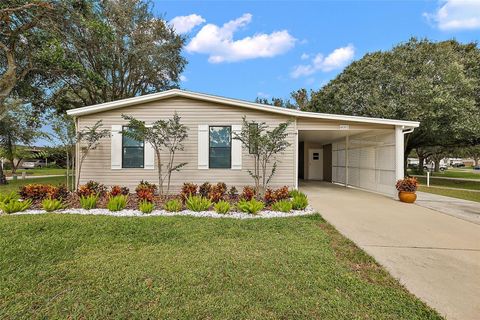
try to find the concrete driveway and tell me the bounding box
[300,181,480,320]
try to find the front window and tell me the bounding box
[209,126,231,168]
[122,127,144,168]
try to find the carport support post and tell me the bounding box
[345,133,349,187]
[395,125,404,182]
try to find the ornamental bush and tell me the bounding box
[395,177,418,192]
[271,199,292,212]
[164,198,182,212]
[107,195,128,212]
[79,194,99,210]
[138,200,155,214]
[214,200,231,214]
[237,199,264,214]
[0,199,32,214]
[185,195,211,212]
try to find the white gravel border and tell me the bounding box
[6,206,316,219]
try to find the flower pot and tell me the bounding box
[398,191,417,203]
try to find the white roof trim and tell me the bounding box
[66,89,420,128]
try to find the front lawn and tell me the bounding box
[416,176,480,191]
[0,176,70,193]
[0,214,441,319]
[418,186,480,203]
[5,168,67,177]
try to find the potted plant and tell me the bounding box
[395,177,419,203]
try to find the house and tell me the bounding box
[66,89,419,197]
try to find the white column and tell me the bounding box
[294,130,298,189]
[395,125,404,181]
[345,133,349,187]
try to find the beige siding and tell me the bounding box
[76,97,296,192]
[297,117,392,130]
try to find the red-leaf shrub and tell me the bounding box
[77,180,107,197]
[135,181,157,202]
[228,186,238,199]
[264,188,276,204]
[199,182,212,198]
[274,186,290,201]
[395,177,418,192]
[241,186,256,201]
[19,184,69,200]
[207,182,227,202]
[181,182,197,200]
[110,185,130,197]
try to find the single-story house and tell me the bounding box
[66,89,419,197]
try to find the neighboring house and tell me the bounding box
[67,89,419,196]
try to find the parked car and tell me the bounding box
[423,163,447,171]
[451,163,465,168]
[474,165,480,171]
[22,159,47,169]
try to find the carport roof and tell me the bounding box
[66,89,420,128]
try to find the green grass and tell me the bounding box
[5,168,66,177]
[418,186,480,203]
[431,169,480,180]
[416,177,480,191]
[0,176,69,193]
[0,214,441,319]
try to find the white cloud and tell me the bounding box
[186,13,296,63]
[170,14,205,34]
[300,53,310,60]
[257,92,270,98]
[291,45,355,78]
[179,75,188,82]
[424,0,480,30]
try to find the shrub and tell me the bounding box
[0,199,32,214]
[241,186,256,201]
[0,191,19,204]
[395,177,419,192]
[199,182,212,198]
[107,195,128,211]
[214,200,231,214]
[42,198,66,212]
[135,180,157,202]
[77,180,107,197]
[208,182,227,203]
[237,199,265,214]
[164,198,183,212]
[228,186,238,199]
[110,185,129,197]
[185,195,211,212]
[19,184,68,200]
[139,200,155,214]
[291,192,308,210]
[274,186,290,201]
[289,189,302,198]
[181,182,198,199]
[264,188,276,204]
[79,194,99,210]
[271,199,292,212]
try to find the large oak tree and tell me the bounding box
[307,38,480,170]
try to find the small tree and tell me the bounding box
[233,116,291,193]
[122,112,188,196]
[51,114,76,190]
[76,120,109,189]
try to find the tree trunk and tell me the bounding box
[418,156,425,175]
[434,159,440,172]
[0,162,7,185]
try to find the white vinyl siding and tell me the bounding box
[332,130,396,196]
[231,124,242,170]
[77,97,295,191]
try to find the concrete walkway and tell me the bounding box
[6,174,65,181]
[300,181,480,320]
[416,191,480,225]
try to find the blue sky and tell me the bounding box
[158,0,480,101]
[38,0,480,146]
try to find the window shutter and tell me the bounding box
[231,125,242,170]
[198,125,209,169]
[144,125,154,170]
[111,125,122,170]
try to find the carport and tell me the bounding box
[294,115,419,197]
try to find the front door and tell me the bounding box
[308,149,323,180]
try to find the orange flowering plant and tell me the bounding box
[395,177,418,192]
